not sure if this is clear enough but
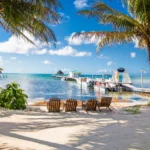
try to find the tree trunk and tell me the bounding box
[0,0,3,13]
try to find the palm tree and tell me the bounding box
[0,0,61,45]
[0,68,3,74]
[74,0,150,62]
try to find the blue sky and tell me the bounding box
[0,0,150,74]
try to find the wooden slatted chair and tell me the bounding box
[82,99,97,111]
[47,98,61,112]
[98,97,112,111]
[64,99,77,112]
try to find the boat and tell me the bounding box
[75,77,89,87]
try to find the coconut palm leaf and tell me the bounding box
[0,0,62,45]
[75,31,135,51]
[75,1,150,62]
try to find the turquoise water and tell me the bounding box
[0,73,150,101]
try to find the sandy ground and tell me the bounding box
[0,101,150,150]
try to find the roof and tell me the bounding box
[71,70,81,74]
[117,68,125,73]
[56,70,64,74]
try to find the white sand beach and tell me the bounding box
[0,101,150,150]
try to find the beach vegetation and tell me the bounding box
[75,0,150,62]
[0,0,62,45]
[0,82,28,110]
[124,105,141,114]
[147,101,150,107]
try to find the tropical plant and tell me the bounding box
[0,0,62,44]
[147,101,150,106]
[74,0,150,62]
[0,82,28,110]
[124,105,141,114]
[0,68,3,74]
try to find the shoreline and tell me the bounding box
[29,98,133,107]
[0,100,150,150]
[28,93,150,107]
[27,91,150,103]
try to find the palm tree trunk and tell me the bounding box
[0,0,3,13]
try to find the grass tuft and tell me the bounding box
[147,101,150,107]
[124,105,141,114]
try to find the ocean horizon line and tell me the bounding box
[1,72,150,76]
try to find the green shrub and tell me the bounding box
[147,101,150,107]
[124,105,141,114]
[0,82,28,110]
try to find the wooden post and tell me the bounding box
[140,69,144,93]
[80,78,82,95]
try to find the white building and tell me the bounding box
[69,70,81,78]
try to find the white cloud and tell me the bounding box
[56,41,62,45]
[48,46,91,57]
[32,49,47,55]
[43,60,53,65]
[0,31,48,55]
[133,38,139,48]
[130,52,136,58]
[98,54,109,59]
[10,57,16,60]
[107,61,113,66]
[18,61,22,64]
[59,12,70,23]
[65,31,99,45]
[97,69,108,73]
[74,0,88,9]
[65,32,100,45]
[62,68,70,73]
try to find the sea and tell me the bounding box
[0,73,150,102]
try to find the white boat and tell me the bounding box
[75,77,88,87]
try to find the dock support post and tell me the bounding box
[140,69,144,93]
[80,78,82,95]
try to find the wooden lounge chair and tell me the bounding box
[64,99,77,112]
[98,97,112,111]
[47,98,61,112]
[82,99,97,111]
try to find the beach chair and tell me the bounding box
[47,98,61,112]
[98,97,112,111]
[64,99,77,112]
[82,99,97,111]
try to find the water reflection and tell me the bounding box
[0,73,150,101]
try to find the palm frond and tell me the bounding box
[76,0,150,63]
[0,0,62,45]
[74,31,135,52]
[97,32,135,51]
[78,2,143,32]
[123,0,150,23]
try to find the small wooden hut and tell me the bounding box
[56,70,64,75]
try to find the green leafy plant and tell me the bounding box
[124,105,141,114]
[147,101,150,107]
[0,82,28,110]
